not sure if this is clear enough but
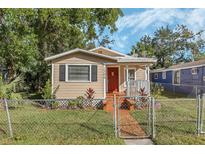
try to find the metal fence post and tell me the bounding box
[117,96,121,137]
[113,94,117,138]
[151,97,155,139]
[148,97,151,135]
[196,94,201,136]
[4,99,13,138]
[201,94,205,133]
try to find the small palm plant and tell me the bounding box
[84,88,95,109]
[137,87,148,109]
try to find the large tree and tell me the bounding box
[0,8,123,92]
[131,25,205,68]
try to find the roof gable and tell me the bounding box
[45,48,117,62]
[45,47,156,64]
[89,47,130,57]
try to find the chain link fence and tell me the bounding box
[116,95,155,139]
[0,98,123,145]
[149,82,205,144]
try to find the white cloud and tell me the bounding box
[117,8,205,34]
[113,9,205,52]
[184,9,205,33]
[112,36,126,49]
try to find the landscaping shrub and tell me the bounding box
[84,88,95,108]
[50,101,59,109]
[151,82,163,98]
[67,101,78,110]
[76,96,84,109]
[137,87,149,109]
[42,79,53,99]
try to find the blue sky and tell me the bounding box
[110,8,205,54]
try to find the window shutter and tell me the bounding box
[91,65,97,82]
[59,65,66,81]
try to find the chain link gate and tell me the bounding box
[114,95,155,139]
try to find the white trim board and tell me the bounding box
[123,67,136,87]
[172,70,181,85]
[45,48,117,61]
[51,63,54,95]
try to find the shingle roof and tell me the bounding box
[151,59,205,73]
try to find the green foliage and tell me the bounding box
[42,79,52,99]
[10,93,23,100]
[131,25,205,68]
[0,8,123,92]
[50,101,59,109]
[68,101,79,109]
[67,96,84,109]
[150,83,163,98]
[0,75,23,99]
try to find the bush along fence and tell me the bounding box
[0,98,124,145]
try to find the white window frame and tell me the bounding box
[191,67,197,75]
[162,72,166,79]
[173,70,180,85]
[154,73,158,79]
[66,64,92,83]
[124,68,136,87]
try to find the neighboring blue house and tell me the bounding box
[150,59,205,96]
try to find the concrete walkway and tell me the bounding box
[124,138,154,145]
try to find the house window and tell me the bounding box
[162,72,166,79]
[173,70,180,84]
[124,68,136,87]
[191,68,197,75]
[154,73,158,79]
[128,69,135,81]
[67,65,90,81]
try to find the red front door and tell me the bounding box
[107,67,119,92]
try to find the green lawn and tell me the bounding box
[131,94,205,144]
[0,103,123,145]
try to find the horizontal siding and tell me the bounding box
[52,52,114,99]
[151,71,172,83]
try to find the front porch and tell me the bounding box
[103,63,150,98]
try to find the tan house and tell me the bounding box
[45,47,156,99]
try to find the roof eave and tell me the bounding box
[117,58,157,63]
[89,46,130,57]
[44,48,117,62]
